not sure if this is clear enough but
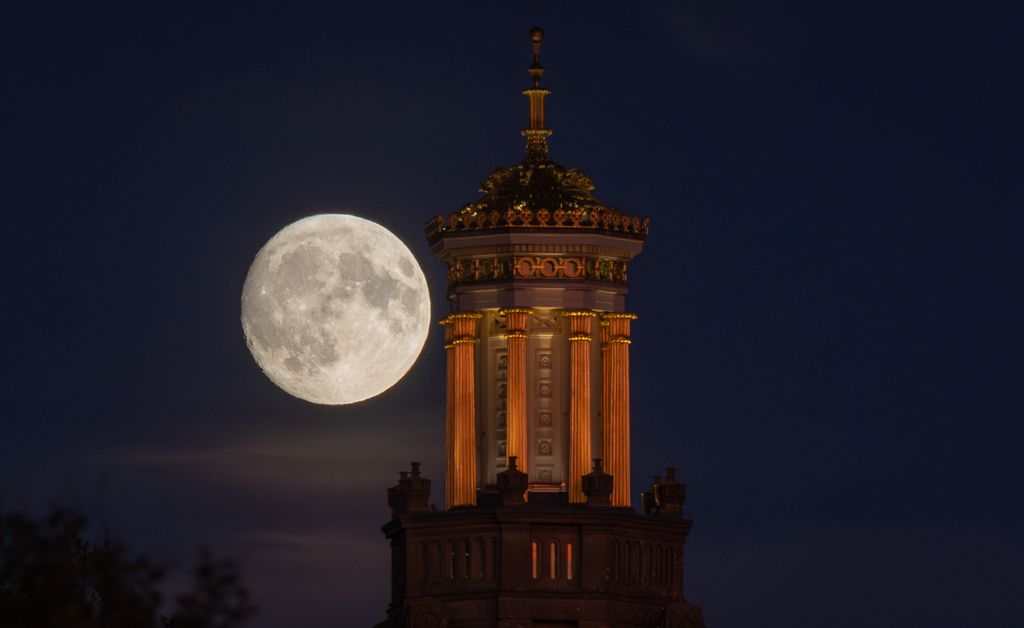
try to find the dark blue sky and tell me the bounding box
[3,2,1022,627]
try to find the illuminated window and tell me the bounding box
[566,542,574,580]
[549,541,558,580]
[531,540,539,579]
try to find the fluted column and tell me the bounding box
[500,308,531,475]
[565,310,595,503]
[441,317,454,508]
[446,312,480,508]
[602,313,636,507]
[600,319,611,501]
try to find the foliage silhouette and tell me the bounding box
[0,507,256,628]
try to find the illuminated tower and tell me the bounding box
[379,28,706,628]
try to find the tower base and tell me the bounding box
[377,503,706,628]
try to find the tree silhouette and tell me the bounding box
[0,507,255,628]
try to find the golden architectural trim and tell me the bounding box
[447,256,628,285]
[435,242,641,259]
[422,29,650,245]
[601,313,639,320]
[444,338,479,349]
[603,313,634,507]
[503,308,530,474]
[426,209,650,241]
[523,27,551,155]
[567,310,593,503]
[445,313,480,508]
[561,310,597,317]
[443,319,454,509]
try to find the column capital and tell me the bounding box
[444,338,478,349]
[561,309,597,318]
[449,312,483,320]
[600,312,638,321]
[440,312,482,326]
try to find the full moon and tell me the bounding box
[241,214,431,405]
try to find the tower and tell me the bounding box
[379,28,706,628]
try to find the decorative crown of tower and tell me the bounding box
[424,27,649,242]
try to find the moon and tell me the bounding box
[240,214,431,405]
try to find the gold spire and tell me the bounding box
[522,26,552,155]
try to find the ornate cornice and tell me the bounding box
[434,242,640,261]
[424,156,649,243]
[438,312,484,325]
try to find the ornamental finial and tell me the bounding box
[528,26,544,87]
[522,26,552,155]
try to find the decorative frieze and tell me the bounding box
[447,255,627,285]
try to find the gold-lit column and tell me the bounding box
[501,308,531,474]
[441,316,454,509]
[447,312,481,508]
[601,318,611,494]
[602,313,637,507]
[565,310,595,503]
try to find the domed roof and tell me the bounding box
[424,154,648,243]
[424,30,648,244]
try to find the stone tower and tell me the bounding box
[378,28,706,628]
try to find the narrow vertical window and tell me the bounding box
[447,543,455,580]
[549,541,558,580]
[476,538,486,580]
[431,542,441,582]
[640,542,648,585]
[566,542,574,580]
[531,540,539,579]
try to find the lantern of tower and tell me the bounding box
[426,27,646,508]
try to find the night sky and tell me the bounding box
[4,2,1022,627]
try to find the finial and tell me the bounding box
[528,27,544,87]
[522,26,552,155]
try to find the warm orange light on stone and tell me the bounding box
[565,310,595,503]
[603,313,636,507]
[442,317,454,508]
[445,312,481,508]
[501,308,531,474]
